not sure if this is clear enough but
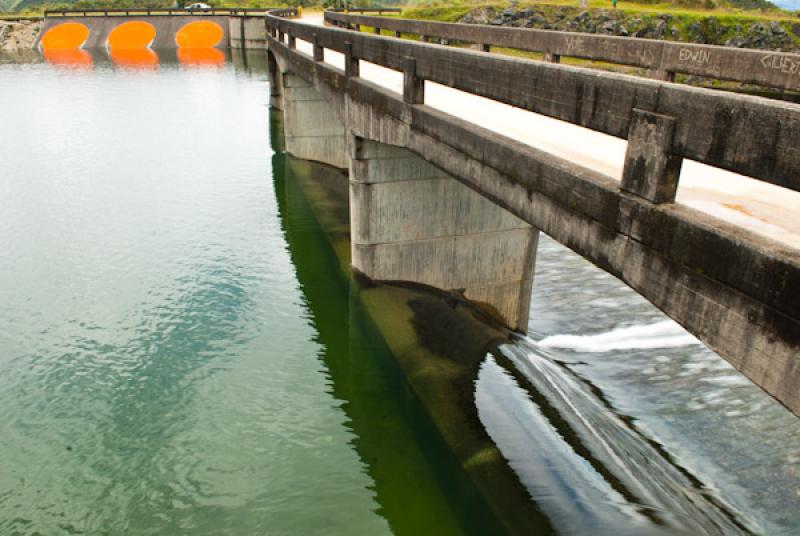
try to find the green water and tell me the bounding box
[0,51,509,535]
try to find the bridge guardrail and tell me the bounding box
[327,7,401,16]
[268,11,800,195]
[325,11,800,93]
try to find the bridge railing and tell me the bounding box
[43,7,286,17]
[267,11,800,196]
[324,11,800,94]
[327,7,402,15]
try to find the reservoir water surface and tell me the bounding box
[1,50,798,535]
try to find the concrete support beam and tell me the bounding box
[349,137,538,331]
[281,73,348,169]
[621,109,683,204]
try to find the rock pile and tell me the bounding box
[0,19,42,51]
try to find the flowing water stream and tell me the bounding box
[0,49,798,535]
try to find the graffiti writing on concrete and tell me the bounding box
[678,48,710,64]
[564,35,585,51]
[561,35,655,65]
[760,54,800,75]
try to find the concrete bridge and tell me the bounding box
[265,11,800,416]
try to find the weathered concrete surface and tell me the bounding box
[266,23,800,416]
[350,138,538,330]
[34,15,230,49]
[326,11,800,92]
[229,16,267,49]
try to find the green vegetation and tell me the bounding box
[402,0,798,23]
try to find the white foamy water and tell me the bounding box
[539,320,701,353]
[509,234,800,534]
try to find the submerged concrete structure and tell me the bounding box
[266,12,800,416]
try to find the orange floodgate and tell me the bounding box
[40,22,90,50]
[107,21,157,50]
[175,21,224,48]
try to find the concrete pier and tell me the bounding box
[350,138,538,330]
[280,73,348,169]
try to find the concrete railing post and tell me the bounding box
[373,26,380,35]
[621,109,682,204]
[653,69,676,83]
[481,43,491,52]
[403,57,424,105]
[288,35,296,49]
[544,52,560,63]
[313,35,324,62]
[344,42,359,77]
[395,31,402,38]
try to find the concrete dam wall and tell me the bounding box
[34,14,269,51]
